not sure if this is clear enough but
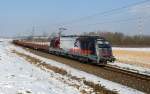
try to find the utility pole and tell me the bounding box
[32,26,35,37]
[138,16,144,35]
[137,16,144,40]
[30,26,35,40]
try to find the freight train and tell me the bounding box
[13,35,115,65]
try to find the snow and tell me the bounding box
[0,39,80,94]
[109,62,150,76]
[113,47,150,52]
[6,39,145,94]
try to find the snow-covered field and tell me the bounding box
[0,39,80,94]
[0,39,145,94]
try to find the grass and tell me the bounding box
[113,50,150,68]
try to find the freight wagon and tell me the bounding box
[49,35,115,64]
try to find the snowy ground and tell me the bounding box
[0,39,80,94]
[108,62,150,76]
[0,39,145,94]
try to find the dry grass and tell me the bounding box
[12,50,68,75]
[12,50,118,94]
[83,81,117,94]
[113,50,150,68]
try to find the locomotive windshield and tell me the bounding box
[97,41,111,48]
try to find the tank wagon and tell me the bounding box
[49,35,115,64]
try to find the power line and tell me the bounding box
[75,15,150,27]
[60,0,150,25]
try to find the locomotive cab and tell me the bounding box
[96,39,115,63]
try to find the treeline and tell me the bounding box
[83,32,150,47]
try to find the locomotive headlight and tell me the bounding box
[105,42,109,44]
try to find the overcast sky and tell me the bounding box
[0,0,150,37]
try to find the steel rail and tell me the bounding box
[104,64,150,81]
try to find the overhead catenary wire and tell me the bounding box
[64,15,150,35]
[59,0,150,26]
[71,15,150,27]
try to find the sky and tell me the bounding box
[0,0,150,37]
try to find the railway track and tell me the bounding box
[104,64,150,81]
[12,42,150,93]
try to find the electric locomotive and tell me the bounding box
[49,35,115,64]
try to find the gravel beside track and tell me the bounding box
[22,47,150,93]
